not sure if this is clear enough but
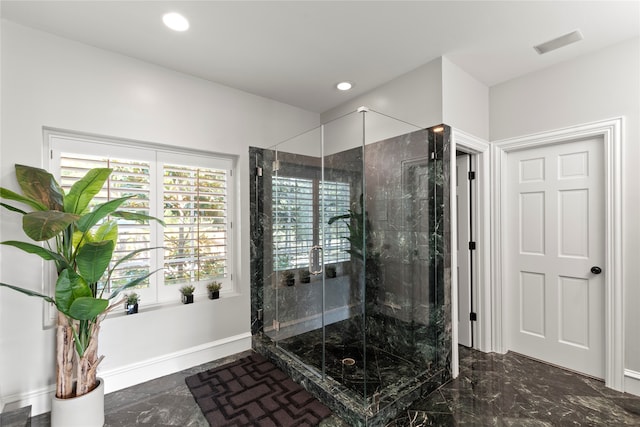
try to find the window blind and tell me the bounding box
[163,164,228,284]
[272,176,350,271]
[321,181,351,264]
[59,153,152,291]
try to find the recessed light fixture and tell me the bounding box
[432,126,444,133]
[163,12,190,32]
[336,81,353,91]
[534,30,583,55]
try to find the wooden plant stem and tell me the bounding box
[55,312,75,399]
[75,319,103,396]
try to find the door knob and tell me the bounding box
[590,266,602,275]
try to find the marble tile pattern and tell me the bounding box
[249,124,453,425]
[388,346,640,426]
[25,347,640,426]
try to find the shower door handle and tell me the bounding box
[308,245,323,275]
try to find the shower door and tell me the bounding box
[267,113,368,400]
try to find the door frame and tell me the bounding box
[456,152,473,348]
[491,117,624,391]
[450,129,492,378]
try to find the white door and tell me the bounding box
[457,154,472,347]
[506,136,605,378]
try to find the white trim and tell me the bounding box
[450,128,492,376]
[1,383,54,417]
[1,332,251,416]
[624,369,640,397]
[450,135,459,378]
[491,117,624,391]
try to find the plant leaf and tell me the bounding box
[103,246,161,290]
[109,268,162,300]
[68,296,109,321]
[76,196,130,232]
[15,164,64,211]
[93,220,118,243]
[22,211,79,242]
[64,168,112,215]
[111,210,166,226]
[1,240,70,268]
[72,229,91,250]
[327,213,350,225]
[1,202,28,215]
[55,268,92,315]
[76,241,115,283]
[0,187,46,211]
[0,282,56,304]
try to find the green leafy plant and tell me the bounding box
[0,164,163,399]
[299,269,311,283]
[206,281,222,292]
[281,270,295,286]
[125,292,140,305]
[179,284,195,296]
[327,193,367,261]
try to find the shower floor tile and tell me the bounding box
[277,318,437,401]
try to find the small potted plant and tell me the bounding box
[124,292,140,314]
[207,281,222,299]
[179,285,195,304]
[325,264,337,278]
[300,269,311,284]
[282,271,295,287]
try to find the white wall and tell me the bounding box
[442,57,490,141]
[321,56,489,144]
[490,38,640,374]
[321,57,444,131]
[0,20,318,414]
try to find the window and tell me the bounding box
[320,180,351,265]
[59,152,153,292]
[272,176,350,271]
[48,131,235,305]
[163,163,228,285]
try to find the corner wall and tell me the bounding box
[321,57,444,130]
[0,20,319,414]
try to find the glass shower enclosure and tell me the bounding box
[250,109,451,426]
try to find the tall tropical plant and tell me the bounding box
[0,164,163,399]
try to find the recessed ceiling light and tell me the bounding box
[336,81,353,91]
[534,30,583,55]
[163,12,189,32]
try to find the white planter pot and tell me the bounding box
[51,377,105,427]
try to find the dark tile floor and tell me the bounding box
[27,346,640,426]
[389,347,640,426]
[277,317,440,401]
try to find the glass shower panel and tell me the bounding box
[261,126,323,350]
[318,112,367,402]
[362,122,451,413]
[273,113,370,396]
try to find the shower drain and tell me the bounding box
[341,357,356,366]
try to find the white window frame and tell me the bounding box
[44,128,237,318]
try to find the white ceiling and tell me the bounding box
[2,1,639,113]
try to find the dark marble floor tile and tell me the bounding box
[386,347,640,427]
[26,346,640,427]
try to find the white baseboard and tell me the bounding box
[1,332,251,417]
[1,383,54,417]
[624,369,640,397]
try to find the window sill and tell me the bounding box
[106,291,237,319]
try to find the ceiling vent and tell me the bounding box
[534,30,583,55]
